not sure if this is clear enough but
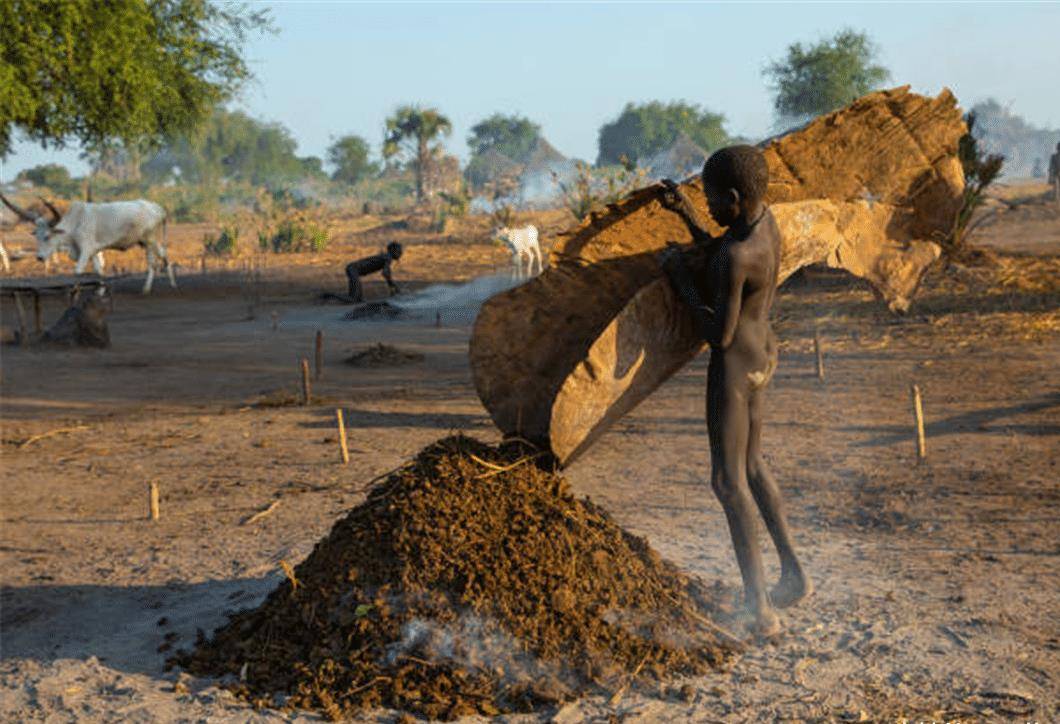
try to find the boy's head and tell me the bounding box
[386,241,403,260]
[701,145,769,226]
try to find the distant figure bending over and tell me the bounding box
[1049,141,1060,204]
[345,242,403,302]
[656,145,812,636]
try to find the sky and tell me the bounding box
[4,1,1060,179]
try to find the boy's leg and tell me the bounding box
[747,385,813,608]
[707,357,779,635]
[346,264,364,302]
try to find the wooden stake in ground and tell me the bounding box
[12,292,28,342]
[242,499,281,526]
[315,330,324,380]
[149,482,160,521]
[336,408,350,464]
[300,358,311,405]
[33,292,42,335]
[271,311,279,331]
[911,383,927,460]
[814,325,825,381]
[200,254,207,275]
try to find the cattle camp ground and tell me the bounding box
[1,177,1058,721]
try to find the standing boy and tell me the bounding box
[657,146,811,636]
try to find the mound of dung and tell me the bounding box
[344,343,425,367]
[175,436,735,720]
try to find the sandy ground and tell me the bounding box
[1,191,1058,722]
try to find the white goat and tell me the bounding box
[494,224,543,280]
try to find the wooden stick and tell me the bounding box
[242,499,281,525]
[12,292,27,341]
[300,358,311,405]
[314,330,323,380]
[336,408,350,464]
[271,311,279,331]
[18,424,90,449]
[33,292,42,335]
[911,383,926,460]
[200,254,206,275]
[149,482,160,521]
[813,326,825,380]
[608,653,649,707]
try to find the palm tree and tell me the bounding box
[383,105,452,203]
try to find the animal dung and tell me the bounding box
[343,343,424,367]
[173,436,734,720]
[470,87,967,465]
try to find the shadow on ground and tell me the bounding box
[0,577,275,676]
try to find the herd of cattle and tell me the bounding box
[0,191,547,294]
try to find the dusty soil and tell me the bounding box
[1,194,1058,722]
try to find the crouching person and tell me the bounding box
[345,242,403,302]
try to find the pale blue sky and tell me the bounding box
[4,1,1059,178]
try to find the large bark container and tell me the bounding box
[470,87,966,465]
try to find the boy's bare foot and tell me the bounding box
[752,608,782,637]
[770,572,813,609]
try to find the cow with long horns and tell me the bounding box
[0,193,175,293]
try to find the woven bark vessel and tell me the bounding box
[470,87,966,464]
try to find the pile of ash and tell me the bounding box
[173,436,735,720]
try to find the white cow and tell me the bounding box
[494,224,543,280]
[1,194,174,293]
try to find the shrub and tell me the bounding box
[947,112,1004,254]
[258,215,328,253]
[552,156,647,221]
[203,225,240,256]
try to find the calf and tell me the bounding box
[494,224,543,280]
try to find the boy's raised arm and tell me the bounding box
[658,179,718,248]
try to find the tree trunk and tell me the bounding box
[470,86,966,465]
[416,137,428,203]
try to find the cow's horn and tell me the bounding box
[0,192,39,223]
[39,197,62,226]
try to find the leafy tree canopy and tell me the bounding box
[764,28,889,121]
[142,108,309,188]
[327,134,377,185]
[467,114,541,164]
[0,0,272,156]
[596,101,730,167]
[16,162,79,196]
[382,106,452,163]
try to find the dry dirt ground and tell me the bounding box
[1,187,1058,722]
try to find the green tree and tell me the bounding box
[467,114,541,163]
[142,109,305,187]
[765,28,889,121]
[299,156,327,180]
[382,105,452,203]
[327,135,376,185]
[0,0,273,156]
[596,101,730,167]
[17,163,77,196]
